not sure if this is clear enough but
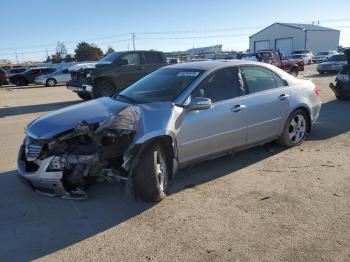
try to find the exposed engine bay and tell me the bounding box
[19,106,142,199]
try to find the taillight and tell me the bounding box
[314,86,320,96]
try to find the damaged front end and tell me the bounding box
[17,106,142,199]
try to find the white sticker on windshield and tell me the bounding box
[177,72,200,77]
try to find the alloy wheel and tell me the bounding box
[288,114,306,144]
[154,150,167,193]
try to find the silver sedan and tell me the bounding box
[34,68,71,86]
[17,60,321,201]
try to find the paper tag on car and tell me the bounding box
[177,72,200,77]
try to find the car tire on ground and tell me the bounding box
[318,71,324,74]
[16,78,27,86]
[77,92,92,100]
[46,78,57,87]
[133,142,169,202]
[336,94,349,101]
[277,109,309,147]
[92,80,115,99]
[290,68,298,77]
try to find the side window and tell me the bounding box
[144,52,163,64]
[31,69,40,75]
[192,67,242,103]
[121,53,140,65]
[61,69,68,74]
[241,66,285,94]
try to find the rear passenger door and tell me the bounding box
[142,52,165,75]
[240,66,291,145]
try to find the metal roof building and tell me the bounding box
[249,23,340,56]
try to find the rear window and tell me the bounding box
[143,52,163,64]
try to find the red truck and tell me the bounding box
[241,50,304,77]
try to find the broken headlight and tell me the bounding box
[47,156,67,171]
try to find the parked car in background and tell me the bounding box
[329,49,350,100]
[34,68,71,87]
[9,67,56,86]
[67,50,167,100]
[292,49,314,58]
[241,50,304,76]
[17,60,321,201]
[313,51,338,63]
[6,67,26,78]
[66,62,97,100]
[167,57,180,64]
[317,54,347,74]
[0,68,9,86]
[289,54,313,65]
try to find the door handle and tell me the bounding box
[279,94,290,101]
[231,104,246,112]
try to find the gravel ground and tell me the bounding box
[0,65,349,262]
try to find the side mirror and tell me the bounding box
[185,97,212,111]
[117,59,128,66]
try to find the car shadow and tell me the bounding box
[0,142,284,261]
[0,100,81,118]
[306,73,337,78]
[307,99,350,141]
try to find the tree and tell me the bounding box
[105,47,115,56]
[74,42,103,62]
[56,42,67,59]
[64,54,74,62]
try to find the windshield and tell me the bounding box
[328,54,345,62]
[116,68,203,103]
[99,52,124,63]
[293,50,309,54]
[317,52,328,56]
[291,55,303,58]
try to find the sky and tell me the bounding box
[1,0,350,62]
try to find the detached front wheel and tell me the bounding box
[278,110,308,146]
[134,142,169,201]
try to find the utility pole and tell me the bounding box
[132,33,136,51]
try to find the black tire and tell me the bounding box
[77,92,92,100]
[336,94,349,101]
[46,78,57,87]
[133,142,169,202]
[92,80,115,99]
[318,71,324,74]
[16,78,27,86]
[277,109,309,147]
[290,68,298,77]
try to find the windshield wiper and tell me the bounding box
[116,94,138,104]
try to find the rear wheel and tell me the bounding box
[290,68,298,77]
[277,109,308,146]
[77,92,92,100]
[46,78,57,87]
[134,142,169,202]
[16,78,27,86]
[92,80,115,99]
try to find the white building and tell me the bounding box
[249,23,340,56]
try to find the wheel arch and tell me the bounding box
[289,106,312,133]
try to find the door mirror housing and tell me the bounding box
[185,97,212,111]
[117,59,128,66]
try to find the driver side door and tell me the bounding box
[177,67,248,166]
[116,53,144,90]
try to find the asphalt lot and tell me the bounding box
[0,65,349,262]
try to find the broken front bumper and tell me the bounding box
[17,145,87,199]
[66,81,93,93]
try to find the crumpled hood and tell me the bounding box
[26,98,129,139]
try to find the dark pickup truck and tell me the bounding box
[67,50,168,100]
[241,50,304,77]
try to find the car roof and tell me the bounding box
[164,59,259,71]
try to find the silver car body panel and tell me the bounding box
[34,68,71,85]
[17,60,321,198]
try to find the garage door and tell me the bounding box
[275,38,293,56]
[254,40,270,52]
